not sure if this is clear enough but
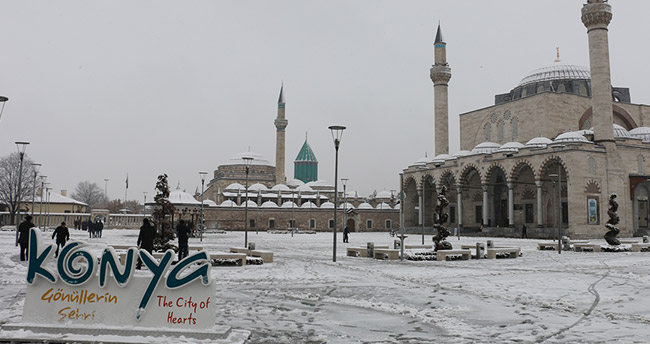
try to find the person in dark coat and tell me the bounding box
[52,222,70,258]
[136,218,155,269]
[176,219,191,261]
[17,215,35,261]
[343,226,350,243]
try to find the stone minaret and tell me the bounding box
[274,85,288,184]
[430,23,451,156]
[581,0,614,143]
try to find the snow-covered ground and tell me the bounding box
[1,228,649,343]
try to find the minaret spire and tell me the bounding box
[430,22,451,156]
[274,84,288,184]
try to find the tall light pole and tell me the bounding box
[399,173,405,261]
[143,192,148,214]
[46,187,52,230]
[39,176,47,228]
[0,96,8,122]
[104,178,109,202]
[14,142,29,245]
[329,125,346,262]
[341,178,348,232]
[31,163,41,217]
[199,171,208,242]
[243,156,253,248]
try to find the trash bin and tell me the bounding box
[487,240,493,249]
[475,242,484,259]
[394,240,401,249]
[644,236,649,243]
[248,242,256,251]
[561,236,570,251]
[367,242,375,258]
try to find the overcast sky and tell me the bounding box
[1,0,649,203]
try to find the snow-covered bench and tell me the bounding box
[630,243,650,252]
[404,244,433,249]
[346,247,367,257]
[619,239,639,244]
[230,247,250,254]
[573,243,601,252]
[374,249,400,260]
[486,247,520,259]
[209,252,247,266]
[537,242,560,250]
[436,249,471,261]
[251,250,274,263]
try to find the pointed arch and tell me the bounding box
[509,159,536,181]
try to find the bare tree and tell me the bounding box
[0,152,37,225]
[105,199,141,214]
[72,181,107,209]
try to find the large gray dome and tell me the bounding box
[518,65,590,87]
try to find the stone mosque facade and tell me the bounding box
[198,86,399,232]
[402,0,650,239]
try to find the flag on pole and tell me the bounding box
[126,174,129,189]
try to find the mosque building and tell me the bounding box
[402,0,650,239]
[198,86,399,232]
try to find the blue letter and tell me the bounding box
[99,247,136,287]
[166,251,211,289]
[26,228,56,284]
[57,242,96,286]
[136,249,174,320]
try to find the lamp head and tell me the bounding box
[15,141,29,155]
[328,125,346,148]
[0,96,8,102]
[199,171,208,182]
[32,163,42,173]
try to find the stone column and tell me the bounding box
[482,184,489,226]
[535,180,543,227]
[275,86,288,184]
[456,185,463,227]
[507,182,514,227]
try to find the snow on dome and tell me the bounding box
[413,154,433,166]
[376,202,392,210]
[496,141,525,153]
[306,180,333,188]
[471,142,501,154]
[518,64,590,87]
[432,154,453,163]
[296,184,314,192]
[260,201,279,208]
[553,131,589,143]
[358,202,373,210]
[629,127,650,142]
[345,190,359,198]
[613,124,631,139]
[286,178,305,187]
[339,202,355,210]
[248,183,268,192]
[169,189,201,205]
[203,199,218,207]
[239,200,258,208]
[452,150,472,158]
[376,190,392,199]
[225,183,245,191]
[300,201,317,209]
[225,151,272,166]
[320,201,335,209]
[271,184,291,191]
[219,200,237,207]
[525,136,553,148]
[281,201,298,208]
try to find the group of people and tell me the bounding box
[17,215,70,261]
[135,218,192,269]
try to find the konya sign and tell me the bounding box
[23,228,217,329]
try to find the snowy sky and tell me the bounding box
[1,0,649,202]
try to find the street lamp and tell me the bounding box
[199,171,208,242]
[39,176,47,228]
[0,96,8,122]
[31,163,41,217]
[242,156,254,248]
[329,125,346,262]
[46,187,52,230]
[341,178,348,234]
[549,172,561,254]
[14,141,29,246]
[104,178,109,201]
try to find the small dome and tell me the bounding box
[431,154,453,163]
[525,136,553,148]
[413,154,432,166]
[286,178,305,187]
[376,190,392,199]
[630,127,650,142]
[393,203,401,210]
[339,202,354,210]
[320,201,335,209]
[357,202,373,210]
[219,200,237,207]
[300,201,317,209]
[248,183,268,192]
[452,150,472,158]
[306,180,333,189]
[496,141,525,153]
[518,64,590,87]
[376,202,392,210]
[345,190,359,198]
[271,184,291,191]
[203,199,218,207]
[240,200,258,208]
[225,183,245,191]
[613,124,631,139]
[260,201,279,208]
[225,151,272,166]
[281,201,298,208]
[169,189,201,205]
[553,131,589,143]
[471,142,501,154]
[296,184,314,192]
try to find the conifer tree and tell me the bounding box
[152,174,176,251]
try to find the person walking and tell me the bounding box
[52,222,70,258]
[17,215,35,261]
[343,225,350,243]
[176,219,191,261]
[136,218,155,269]
[522,224,527,239]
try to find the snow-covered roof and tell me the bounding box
[525,136,553,148]
[219,200,237,207]
[338,202,354,210]
[281,201,298,208]
[393,203,401,210]
[260,201,279,208]
[431,154,453,163]
[300,201,317,209]
[286,179,305,187]
[36,193,87,206]
[169,188,201,205]
[345,190,359,198]
[203,199,218,207]
[224,151,272,167]
[412,154,432,166]
[496,141,525,153]
[452,150,472,158]
[376,190,392,199]
[376,202,392,210]
[271,184,290,191]
[306,180,333,188]
[296,184,314,192]
[630,127,650,142]
[248,183,268,191]
[613,124,631,139]
[553,131,589,143]
[225,183,245,191]
[471,142,501,154]
[320,201,335,209]
[357,202,373,210]
[239,200,257,208]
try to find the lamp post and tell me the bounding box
[46,187,52,230]
[39,176,47,228]
[143,192,148,215]
[549,173,561,254]
[399,173,405,261]
[242,156,253,248]
[329,125,346,262]
[31,163,41,217]
[104,178,109,201]
[341,178,348,233]
[14,141,29,245]
[0,96,8,122]
[199,171,208,242]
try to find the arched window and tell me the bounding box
[511,117,519,141]
[497,120,505,143]
[485,123,492,142]
[588,156,596,175]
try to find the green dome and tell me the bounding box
[295,140,318,162]
[294,139,318,183]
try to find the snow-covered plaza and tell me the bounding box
[1,228,649,343]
